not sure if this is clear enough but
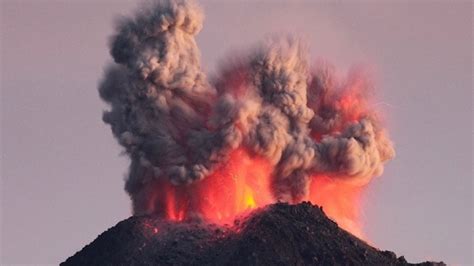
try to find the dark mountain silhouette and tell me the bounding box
[62,202,444,266]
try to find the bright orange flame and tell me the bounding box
[154,148,273,225]
[195,148,274,224]
[244,186,256,208]
[152,150,366,239]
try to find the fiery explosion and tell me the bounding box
[100,0,394,238]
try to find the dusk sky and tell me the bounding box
[1,1,472,265]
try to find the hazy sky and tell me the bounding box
[1,0,472,265]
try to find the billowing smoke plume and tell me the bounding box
[100,0,394,217]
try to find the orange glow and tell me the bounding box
[150,150,366,239]
[339,94,363,122]
[194,148,274,224]
[149,150,368,239]
[307,175,365,239]
[154,148,274,225]
[244,186,256,208]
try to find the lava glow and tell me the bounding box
[308,176,365,239]
[149,148,366,238]
[154,149,274,225]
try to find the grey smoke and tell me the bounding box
[100,0,395,215]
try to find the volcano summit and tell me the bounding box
[63,203,444,265]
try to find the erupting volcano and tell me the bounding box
[99,0,394,239]
[62,1,450,265]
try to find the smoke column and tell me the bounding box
[100,0,395,236]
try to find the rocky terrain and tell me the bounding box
[63,202,444,266]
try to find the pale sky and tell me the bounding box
[1,1,472,265]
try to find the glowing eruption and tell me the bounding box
[308,176,365,238]
[148,149,273,224]
[100,0,395,237]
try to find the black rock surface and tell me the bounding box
[62,202,444,266]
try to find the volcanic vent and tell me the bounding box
[64,0,443,265]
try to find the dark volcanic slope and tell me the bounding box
[63,202,444,266]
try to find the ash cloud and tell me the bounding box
[100,0,395,215]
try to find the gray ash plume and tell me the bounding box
[100,0,394,219]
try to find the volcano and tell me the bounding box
[62,202,444,265]
[70,1,443,265]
